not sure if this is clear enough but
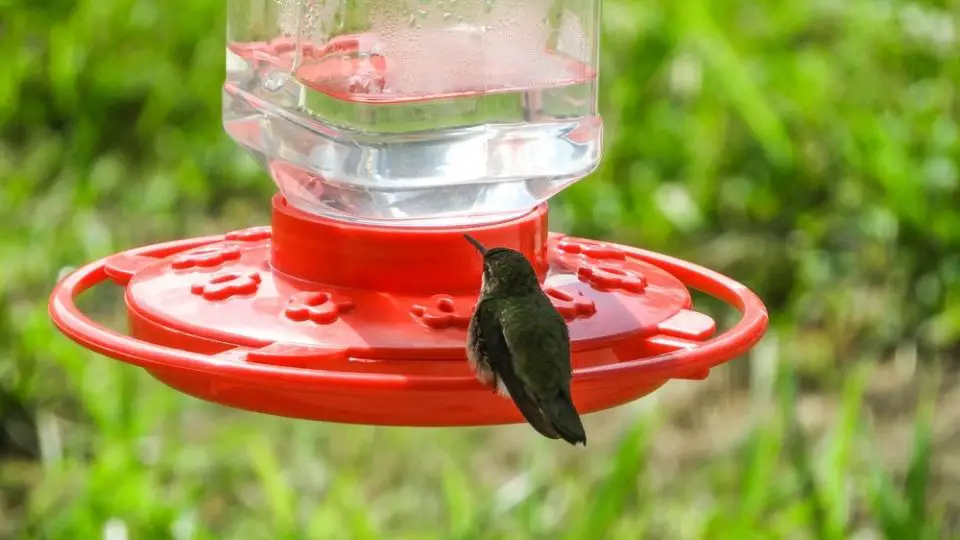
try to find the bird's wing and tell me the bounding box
[466,302,496,387]
[472,300,560,440]
[500,298,572,390]
[500,303,585,445]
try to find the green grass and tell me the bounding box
[2,0,958,537]
[5,330,945,538]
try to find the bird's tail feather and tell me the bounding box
[540,390,586,446]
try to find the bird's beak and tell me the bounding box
[463,234,487,255]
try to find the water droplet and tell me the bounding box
[264,71,290,92]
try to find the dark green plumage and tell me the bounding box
[463,234,587,446]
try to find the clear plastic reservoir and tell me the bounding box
[223,0,602,226]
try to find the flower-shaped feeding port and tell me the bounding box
[171,245,242,270]
[544,287,597,321]
[411,295,475,330]
[577,264,647,294]
[190,272,262,301]
[225,227,272,242]
[284,291,354,325]
[556,238,626,261]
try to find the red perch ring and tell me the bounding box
[48,196,768,426]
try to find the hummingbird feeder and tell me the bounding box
[49,0,768,426]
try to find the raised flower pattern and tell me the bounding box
[577,264,647,294]
[411,295,474,330]
[225,227,272,242]
[544,287,597,321]
[190,272,261,301]
[284,291,354,325]
[171,245,242,270]
[556,238,626,261]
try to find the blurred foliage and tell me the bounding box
[1,0,958,537]
[572,0,960,369]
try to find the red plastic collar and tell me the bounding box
[270,195,549,293]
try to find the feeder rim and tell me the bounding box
[48,234,768,392]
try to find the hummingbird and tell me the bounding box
[463,234,587,446]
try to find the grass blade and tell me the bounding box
[247,437,296,533]
[670,0,793,166]
[564,417,653,540]
[865,448,908,539]
[776,359,831,540]
[820,364,869,539]
[904,380,935,536]
[440,455,477,537]
[737,419,783,524]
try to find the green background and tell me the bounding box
[1,0,958,538]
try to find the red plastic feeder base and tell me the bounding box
[48,195,768,426]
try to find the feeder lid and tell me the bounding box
[49,199,768,426]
